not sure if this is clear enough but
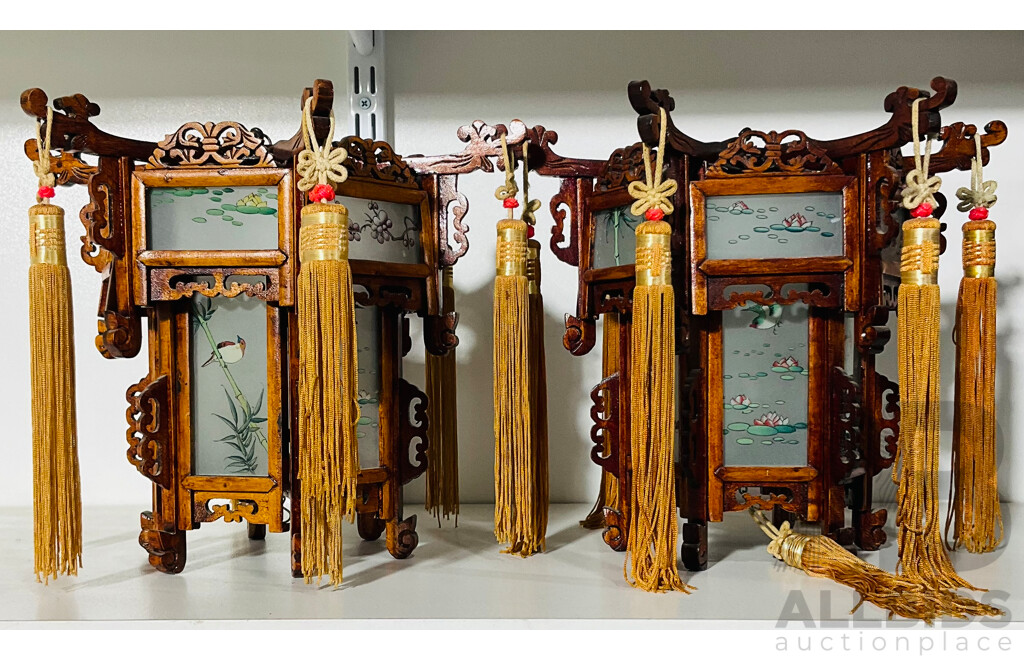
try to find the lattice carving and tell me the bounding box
[596,142,648,191]
[589,374,619,473]
[407,120,528,175]
[709,129,841,176]
[832,367,863,481]
[549,177,580,266]
[875,373,900,471]
[194,495,268,525]
[126,374,171,488]
[340,136,417,186]
[724,484,806,514]
[148,122,274,168]
[398,378,428,485]
[707,276,842,310]
[149,269,278,302]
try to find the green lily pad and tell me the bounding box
[191,217,207,223]
[727,422,750,432]
[735,438,754,445]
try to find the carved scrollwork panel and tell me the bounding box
[193,494,271,525]
[723,483,807,514]
[406,120,527,175]
[149,269,279,302]
[352,279,423,312]
[589,374,619,474]
[339,136,417,186]
[593,281,634,316]
[874,373,900,472]
[437,174,469,267]
[148,122,274,168]
[126,374,171,489]
[549,177,579,266]
[398,378,428,485]
[24,140,97,186]
[707,276,842,310]
[596,142,647,191]
[832,367,864,481]
[708,129,842,176]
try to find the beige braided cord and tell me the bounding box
[901,98,942,212]
[627,107,677,219]
[296,96,348,193]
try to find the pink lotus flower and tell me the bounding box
[730,394,750,407]
[772,356,799,368]
[753,411,789,428]
[782,213,812,228]
[729,201,750,212]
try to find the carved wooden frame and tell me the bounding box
[171,299,286,533]
[689,174,860,315]
[130,167,296,306]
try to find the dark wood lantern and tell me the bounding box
[21,80,462,575]
[549,78,1007,570]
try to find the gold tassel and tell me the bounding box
[752,510,1002,623]
[493,217,541,556]
[297,201,360,585]
[625,219,691,593]
[581,312,620,529]
[425,265,460,525]
[28,106,81,584]
[946,133,1001,553]
[526,239,550,548]
[29,201,82,584]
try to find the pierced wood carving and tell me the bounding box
[708,129,841,176]
[437,174,470,267]
[149,269,278,302]
[397,378,428,485]
[602,508,628,552]
[593,281,635,316]
[832,367,864,480]
[407,120,527,175]
[875,373,900,472]
[25,140,97,186]
[353,279,423,312]
[589,374,619,473]
[193,496,263,525]
[596,142,647,191]
[340,136,417,186]
[148,121,274,168]
[724,484,806,514]
[707,276,842,310]
[912,120,1008,175]
[549,177,580,266]
[126,374,171,489]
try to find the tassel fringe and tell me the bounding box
[425,267,460,525]
[527,266,550,548]
[297,205,360,586]
[29,207,82,583]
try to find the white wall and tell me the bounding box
[0,30,1022,513]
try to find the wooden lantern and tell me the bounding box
[20,80,462,575]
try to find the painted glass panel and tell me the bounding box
[190,286,270,476]
[341,196,423,264]
[722,302,809,467]
[355,304,382,469]
[593,204,642,269]
[705,192,843,259]
[147,185,279,251]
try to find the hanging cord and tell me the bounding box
[494,134,520,217]
[901,98,941,212]
[297,97,349,196]
[33,107,57,203]
[628,107,677,221]
[520,140,541,227]
[955,133,998,213]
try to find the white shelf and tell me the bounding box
[0,503,1019,624]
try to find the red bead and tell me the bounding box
[503,197,519,209]
[969,206,989,221]
[645,207,665,222]
[911,203,933,218]
[309,183,335,203]
[37,186,55,199]
[527,224,535,239]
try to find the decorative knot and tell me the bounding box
[955,180,997,212]
[901,168,941,211]
[628,177,677,219]
[297,96,348,194]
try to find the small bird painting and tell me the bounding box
[746,303,783,332]
[202,335,246,367]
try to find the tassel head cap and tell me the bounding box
[300,202,349,263]
[496,218,527,278]
[900,218,940,286]
[526,239,541,294]
[635,220,671,286]
[29,203,66,266]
